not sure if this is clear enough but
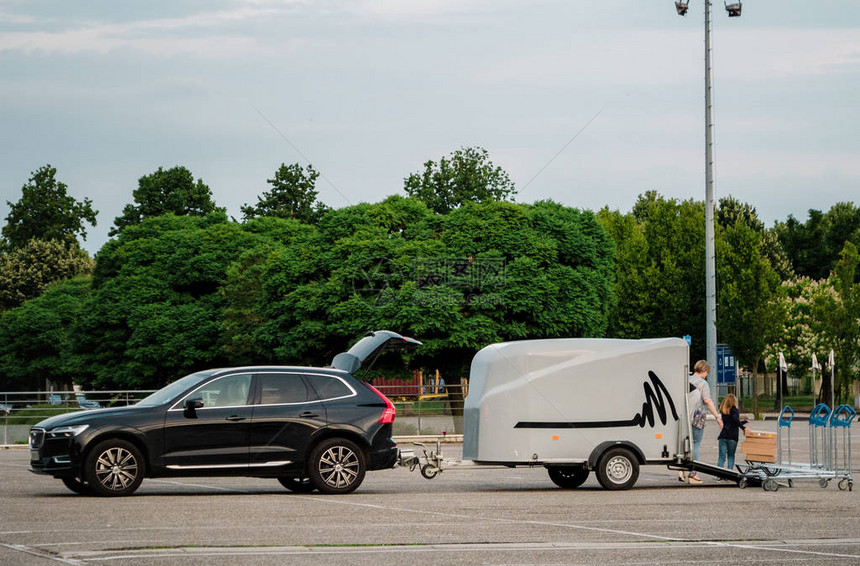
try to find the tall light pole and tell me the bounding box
[675,0,741,399]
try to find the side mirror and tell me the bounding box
[183,398,204,417]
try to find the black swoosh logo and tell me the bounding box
[515,371,679,429]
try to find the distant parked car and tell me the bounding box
[0,403,12,415]
[75,395,101,410]
[29,330,420,497]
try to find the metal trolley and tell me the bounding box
[739,404,855,492]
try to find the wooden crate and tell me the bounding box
[741,430,777,463]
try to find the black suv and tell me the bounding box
[29,331,420,497]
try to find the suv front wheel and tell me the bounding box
[308,438,366,494]
[84,439,145,497]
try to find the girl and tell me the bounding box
[717,393,748,473]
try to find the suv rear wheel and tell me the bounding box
[84,439,145,497]
[308,438,366,494]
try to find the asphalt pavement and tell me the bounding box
[1,419,858,565]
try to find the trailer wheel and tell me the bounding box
[595,447,639,490]
[737,477,748,489]
[547,466,589,489]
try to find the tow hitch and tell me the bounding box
[398,441,444,479]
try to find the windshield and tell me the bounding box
[135,370,221,407]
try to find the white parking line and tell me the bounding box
[300,495,860,560]
[41,540,860,563]
[2,543,83,564]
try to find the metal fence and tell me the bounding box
[0,386,465,446]
[0,390,156,446]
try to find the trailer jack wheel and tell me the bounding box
[838,479,850,491]
[763,479,778,492]
[819,478,829,489]
[737,477,748,489]
[420,464,439,479]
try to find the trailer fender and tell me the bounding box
[588,441,645,469]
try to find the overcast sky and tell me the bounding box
[2,0,858,254]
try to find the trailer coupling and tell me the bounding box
[397,441,445,479]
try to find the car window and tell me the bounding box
[305,373,355,401]
[190,374,253,408]
[139,369,221,407]
[258,373,314,405]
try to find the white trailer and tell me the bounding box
[400,337,731,490]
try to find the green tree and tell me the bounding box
[0,277,93,391]
[776,202,860,280]
[221,217,319,365]
[813,241,860,403]
[245,196,614,431]
[241,163,326,223]
[764,277,830,396]
[78,212,267,389]
[598,192,707,361]
[404,147,516,214]
[718,196,792,279]
[0,239,94,310]
[716,222,786,414]
[2,165,97,250]
[110,166,223,236]
[717,196,764,232]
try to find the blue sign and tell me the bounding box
[683,335,691,346]
[716,344,736,384]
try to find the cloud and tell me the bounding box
[475,28,860,87]
[0,2,309,57]
[716,29,860,80]
[345,0,493,21]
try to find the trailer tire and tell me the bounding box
[547,466,589,489]
[595,447,639,491]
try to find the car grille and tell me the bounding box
[29,428,45,450]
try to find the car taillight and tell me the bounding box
[365,383,396,424]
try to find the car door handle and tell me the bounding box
[225,415,246,421]
[299,411,319,418]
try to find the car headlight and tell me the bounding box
[47,424,89,438]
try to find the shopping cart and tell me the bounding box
[738,404,854,492]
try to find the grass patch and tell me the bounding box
[740,395,818,412]
[4,404,82,426]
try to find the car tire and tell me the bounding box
[278,476,316,493]
[308,438,366,495]
[595,447,639,491]
[84,439,145,497]
[547,466,589,489]
[61,477,93,495]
